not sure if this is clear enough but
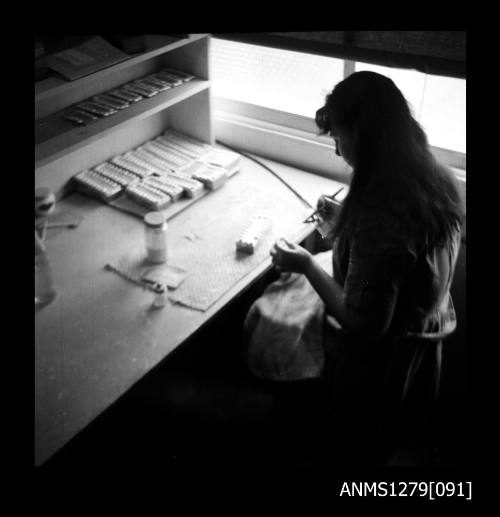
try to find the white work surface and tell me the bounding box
[35,153,345,465]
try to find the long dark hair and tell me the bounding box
[316,71,464,247]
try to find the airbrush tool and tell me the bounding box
[303,186,344,224]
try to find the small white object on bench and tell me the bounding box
[236,215,272,254]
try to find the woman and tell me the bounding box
[243,71,464,465]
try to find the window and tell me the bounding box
[419,74,466,154]
[355,62,466,154]
[211,38,466,179]
[211,38,344,118]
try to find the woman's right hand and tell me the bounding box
[317,194,339,221]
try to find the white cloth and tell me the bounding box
[244,251,334,381]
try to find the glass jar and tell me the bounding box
[144,211,168,264]
[152,286,167,309]
[35,247,57,306]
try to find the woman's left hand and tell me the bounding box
[270,238,312,274]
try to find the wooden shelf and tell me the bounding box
[34,34,206,103]
[35,79,210,168]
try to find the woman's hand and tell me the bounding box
[270,238,312,274]
[317,194,339,221]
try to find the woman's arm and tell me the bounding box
[272,236,412,340]
[302,256,352,329]
[271,239,351,328]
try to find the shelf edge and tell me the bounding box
[35,80,211,169]
[35,34,209,103]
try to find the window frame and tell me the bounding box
[211,45,466,181]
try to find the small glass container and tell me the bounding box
[35,247,57,306]
[144,211,168,264]
[152,286,167,309]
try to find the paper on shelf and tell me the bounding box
[47,36,129,81]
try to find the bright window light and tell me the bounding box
[211,38,465,155]
[211,38,344,118]
[419,74,466,153]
